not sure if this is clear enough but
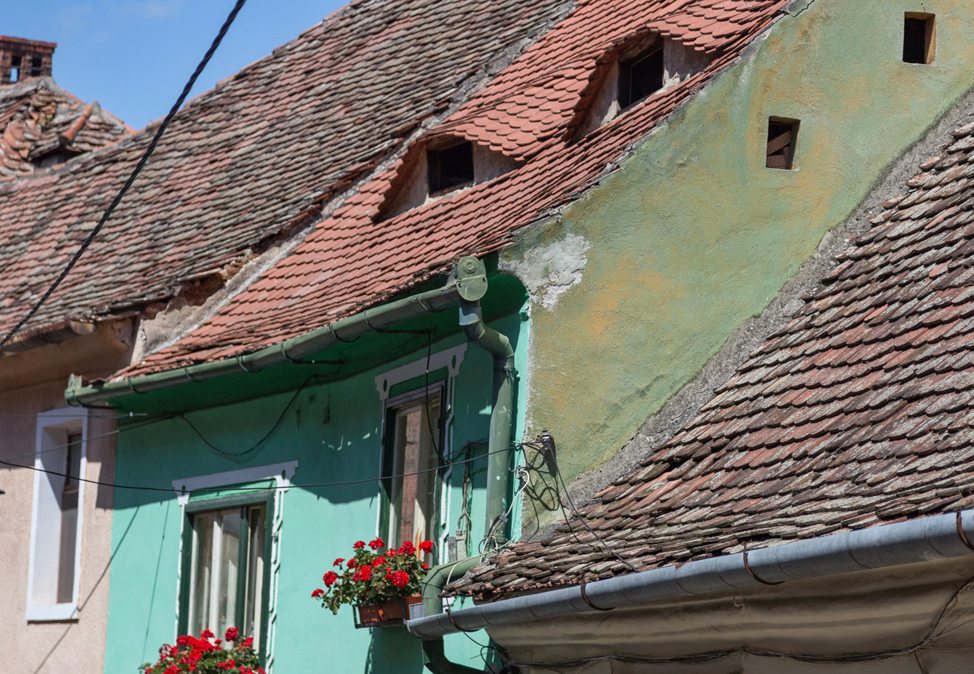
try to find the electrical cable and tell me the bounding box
[176,374,332,458]
[0,0,248,351]
[3,415,172,464]
[528,437,639,573]
[0,439,527,496]
[424,331,445,464]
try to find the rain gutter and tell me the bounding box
[64,257,491,407]
[407,510,974,639]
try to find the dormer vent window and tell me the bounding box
[903,13,935,64]
[575,36,711,138]
[766,117,799,170]
[619,47,664,109]
[427,141,474,194]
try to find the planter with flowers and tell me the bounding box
[312,537,432,628]
[141,628,263,674]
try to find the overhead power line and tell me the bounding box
[0,0,248,350]
[0,440,518,496]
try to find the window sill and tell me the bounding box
[26,602,79,622]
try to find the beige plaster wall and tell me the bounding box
[0,325,131,674]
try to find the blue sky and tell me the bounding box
[7,0,347,129]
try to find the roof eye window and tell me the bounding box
[427,141,474,195]
[618,46,664,109]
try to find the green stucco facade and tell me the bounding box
[102,308,529,674]
[102,0,974,667]
[508,0,974,512]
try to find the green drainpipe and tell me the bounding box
[415,259,517,673]
[458,298,515,546]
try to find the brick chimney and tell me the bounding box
[0,37,56,85]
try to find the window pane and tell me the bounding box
[244,506,266,645]
[218,510,241,640]
[188,505,265,645]
[57,432,82,603]
[190,513,214,636]
[387,394,440,548]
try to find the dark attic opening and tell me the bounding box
[427,141,474,194]
[766,117,799,170]
[903,12,935,64]
[619,45,664,109]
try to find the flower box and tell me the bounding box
[353,595,423,628]
[312,537,433,624]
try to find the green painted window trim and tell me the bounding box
[177,486,275,666]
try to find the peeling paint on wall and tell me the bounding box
[506,0,974,531]
[501,233,592,310]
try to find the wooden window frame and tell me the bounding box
[379,384,445,550]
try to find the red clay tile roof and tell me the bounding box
[0,78,130,178]
[119,0,788,378]
[0,0,570,343]
[448,118,974,600]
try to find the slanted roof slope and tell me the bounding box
[450,117,974,600]
[120,0,788,377]
[0,78,130,178]
[0,0,569,344]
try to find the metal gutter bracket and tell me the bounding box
[455,256,488,302]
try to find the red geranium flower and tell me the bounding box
[353,540,366,549]
[419,540,434,553]
[312,588,324,598]
[372,555,387,567]
[201,629,214,641]
[333,557,344,566]
[400,541,415,555]
[422,563,429,569]
[323,571,339,587]
[390,570,410,588]
[348,559,357,568]
[368,537,385,550]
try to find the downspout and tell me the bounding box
[414,258,518,673]
[456,257,516,547]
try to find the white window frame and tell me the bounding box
[375,344,466,563]
[173,461,297,674]
[26,407,89,621]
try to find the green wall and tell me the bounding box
[509,0,974,509]
[103,310,528,674]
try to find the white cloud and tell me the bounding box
[141,0,185,19]
[57,4,96,31]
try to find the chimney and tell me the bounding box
[0,37,56,85]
